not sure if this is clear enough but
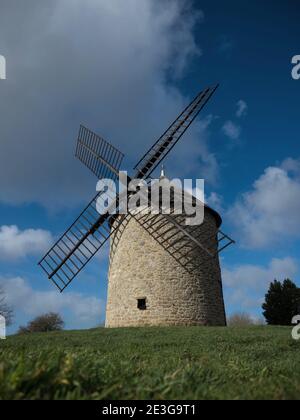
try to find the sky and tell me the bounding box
[0,0,299,333]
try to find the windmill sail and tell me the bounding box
[76,125,124,181]
[39,84,229,293]
[134,85,219,180]
[39,190,125,292]
[134,209,234,271]
[39,124,127,291]
[112,187,234,274]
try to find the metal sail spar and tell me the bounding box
[76,125,124,181]
[133,208,235,262]
[38,189,125,292]
[134,85,219,180]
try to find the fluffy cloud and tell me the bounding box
[206,191,223,213]
[223,257,299,315]
[0,276,104,327]
[0,225,53,260]
[0,0,218,209]
[236,100,248,118]
[228,158,300,248]
[222,120,241,140]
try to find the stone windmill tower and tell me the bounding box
[39,85,234,327]
[106,170,229,327]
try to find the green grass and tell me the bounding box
[0,326,299,400]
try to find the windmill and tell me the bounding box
[39,85,234,327]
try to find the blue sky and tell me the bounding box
[0,0,299,333]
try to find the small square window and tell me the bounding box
[137,298,147,310]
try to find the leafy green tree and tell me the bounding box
[262,279,300,325]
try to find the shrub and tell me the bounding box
[18,312,64,334]
[228,313,254,327]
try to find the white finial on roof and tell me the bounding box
[160,165,165,179]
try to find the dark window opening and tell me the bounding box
[137,298,147,311]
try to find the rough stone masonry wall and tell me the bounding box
[105,210,226,328]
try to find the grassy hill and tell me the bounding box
[0,326,299,400]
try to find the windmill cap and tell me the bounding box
[160,165,166,179]
[151,170,222,227]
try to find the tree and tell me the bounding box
[262,279,300,325]
[18,312,64,334]
[0,286,13,326]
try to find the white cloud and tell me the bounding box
[228,158,300,248]
[223,257,299,315]
[0,225,53,260]
[0,0,218,208]
[223,257,298,290]
[205,191,223,213]
[0,276,104,327]
[236,100,248,118]
[222,120,241,140]
[164,114,219,185]
[281,157,300,175]
[220,100,246,144]
[168,114,219,185]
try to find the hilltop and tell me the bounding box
[0,326,299,400]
